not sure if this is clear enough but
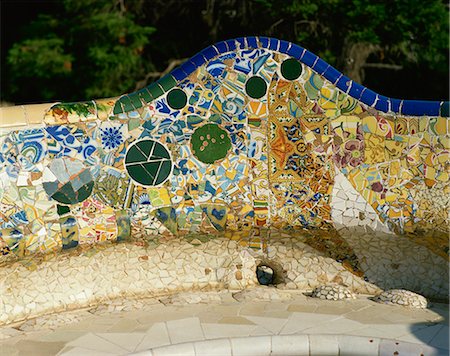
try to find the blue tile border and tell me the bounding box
[258,37,269,49]
[115,36,446,117]
[401,100,440,116]
[375,96,390,113]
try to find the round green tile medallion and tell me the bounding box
[245,76,267,99]
[167,88,187,110]
[281,58,303,80]
[43,157,94,205]
[190,124,231,164]
[124,139,172,186]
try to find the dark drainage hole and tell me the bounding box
[256,264,275,285]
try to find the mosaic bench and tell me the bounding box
[0,37,448,284]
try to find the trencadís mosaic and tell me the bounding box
[0,37,448,261]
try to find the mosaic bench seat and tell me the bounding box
[0,36,448,285]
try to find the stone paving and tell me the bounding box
[0,287,448,355]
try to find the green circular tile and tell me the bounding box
[245,76,267,99]
[281,58,302,80]
[125,139,172,186]
[190,124,231,164]
[43,157,94,205]
[167,88,187,110]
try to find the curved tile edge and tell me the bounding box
[114,36,449,118]
[132,334,448,356]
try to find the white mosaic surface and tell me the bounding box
[311,284,356,300]
[0,237,382,326]
[373,289,428,309]
[0,289,448,356]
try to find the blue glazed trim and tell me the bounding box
[336,75,352,93]
[322,66,341,85]
[201,46,219,61]
[286,44,304,59]
[189,53,205,67]
[258,37,269,48]
[401,100,440,116]
[136,37,446,117]
[279,40,290,53]
[235,37,246,49]
[269,38,279,51]
[360,88,377,107]
[375,96,390,112]
[246,36,258,49]
[301,50,318,67]
[311,58,329,76]
[389,98,402,113]
[348,82,365,101]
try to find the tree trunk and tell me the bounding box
[340,41,380,84]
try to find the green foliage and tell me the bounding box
[7,0,154,101]
[8,38,72,79]
[4,0,449,103]
[256,0,449,70]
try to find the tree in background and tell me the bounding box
[3,0,449,104]
[6,0,154,102]
[254,0,449,84]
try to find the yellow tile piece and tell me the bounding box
[389,160,401,177]
[385,192,398,203]
[304,130,315,143]
[348,168,368,191]
[434,117,447,135]
[385,140,407,160]
[331,116,345,129]
[364,133,386,164]
[418,117,429,132]
[435,171,448,182]
[425,166,437,180]
[388,209,402,219]
[362,115,378,133]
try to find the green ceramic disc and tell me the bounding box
[167,88,187,110]
[125,139,172,186]
[281,58,302,80]
[190,124,231,164]
[245,76,267,99]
